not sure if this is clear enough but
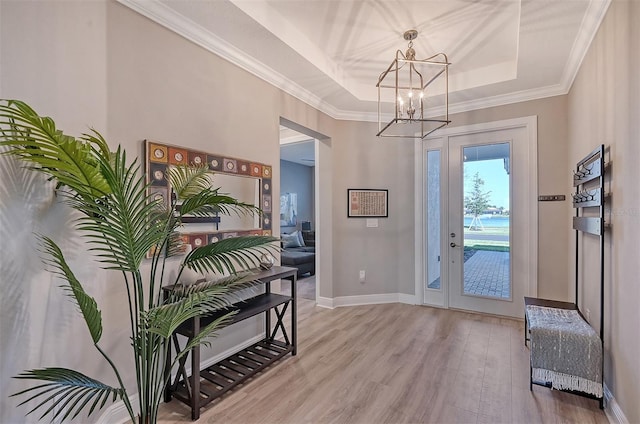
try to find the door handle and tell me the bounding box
[450,242,461,248]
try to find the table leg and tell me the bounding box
[265,281,271,340]
[190,316,200,420]
[291,273,297,356]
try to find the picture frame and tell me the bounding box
[348,189,388,218]
[144,140,273,258]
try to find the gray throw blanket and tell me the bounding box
[526,305,602,398]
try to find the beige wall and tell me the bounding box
[0,2,113,423]
[332,119,416,296]
[325,95,570,299]
[567,0,640,421]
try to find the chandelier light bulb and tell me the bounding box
[397,97,405,117]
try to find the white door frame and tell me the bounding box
[279,118,333,306]
[414,116,538,311]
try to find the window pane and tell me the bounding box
[462,143,511,299]
[426,150,441,292]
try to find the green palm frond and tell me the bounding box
[150,272,267,329]
[178,188,260,218]
[169,165,211,199]
[175,314,234,361]
[41,237,103,344]
[79,130,112,161]
[71,147,169,271]
[2,100,280,424]
[143,286,236,339]
[0,100,169,271]
[11,368,124,422]
[168,275,271,361]
[182,235,279,275]
[0,99,111,199]
[169,272,264,304]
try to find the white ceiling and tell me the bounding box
[118,0,610,121]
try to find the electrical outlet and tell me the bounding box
[359,270,366,282]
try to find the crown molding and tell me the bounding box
[116,0,342,120]
[560,0,612,93]
[117,0,610,124]
[336,82,568,123]
[447,83,568,116]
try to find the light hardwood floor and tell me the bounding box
[158,298,608,424]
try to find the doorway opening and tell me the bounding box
[278,118,332,305]
[279,126,316,301]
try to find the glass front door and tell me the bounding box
[424,125,531,317]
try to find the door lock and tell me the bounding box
[450,242,461,248]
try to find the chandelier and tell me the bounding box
[376,29,450,139]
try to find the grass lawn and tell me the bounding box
[465,226,509,236]
[466,243,510,252]
[464,225,510,250]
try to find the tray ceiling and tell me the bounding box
[118,0,610,121]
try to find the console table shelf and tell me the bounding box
[163,266,297,420]
[170,339,292,409]
[175,292,292,337]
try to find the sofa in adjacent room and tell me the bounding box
[280,230,315,277]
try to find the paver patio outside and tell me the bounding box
[463,250,510,298]
[427,249,510,298]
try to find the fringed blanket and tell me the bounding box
[526,305,603,398]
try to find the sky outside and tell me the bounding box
[464,158,509,210]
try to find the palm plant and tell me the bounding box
[0,99,278,423]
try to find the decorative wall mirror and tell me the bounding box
[145,140,272,253]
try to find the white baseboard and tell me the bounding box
[316,296,335,309]
[317,293,417,309]
[604,384,629,424]
[96,393,138,424]
[96,334,264,424]
[398,293,417,305]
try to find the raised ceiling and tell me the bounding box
[118,0,610,121]
[280,126,315,167]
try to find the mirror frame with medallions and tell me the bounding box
[145,140,273,254]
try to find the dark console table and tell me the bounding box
[162,266,297,420]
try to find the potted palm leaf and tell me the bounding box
[0,99,278,423]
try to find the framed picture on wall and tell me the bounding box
[280,192,298,226]
[347,189,388,218]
